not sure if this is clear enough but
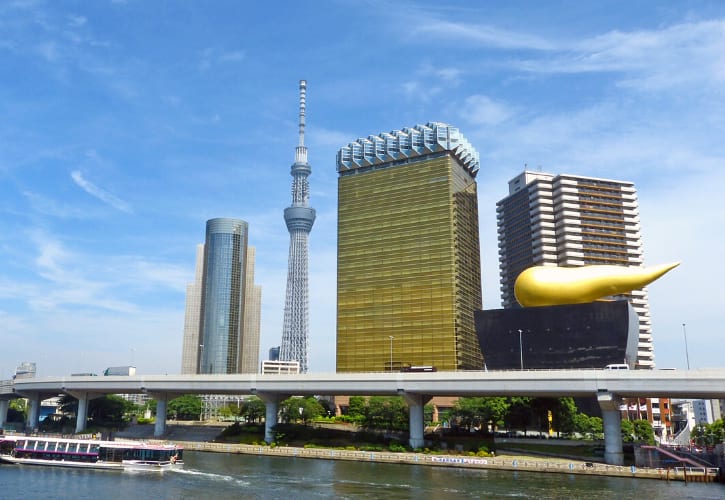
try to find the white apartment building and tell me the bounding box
[497,171,654,368]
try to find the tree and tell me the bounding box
[7,399,27,422]
[279,397,324,425]
[168,395,202,421]
[88,395,132,428]
[450,397,509,434]
[551,398,578,437]
[348,396,367,422]
[365,396,408,431]
[505,397,534,434]
[56,394,131,429]
[632,419,655,445]
[620,419,635,442]
[573,414,603,440]
[240,396,265,424]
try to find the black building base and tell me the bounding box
[474,300,639,371]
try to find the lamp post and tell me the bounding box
[517,329,524,370]
[388,336,394,372]
[682,323,690,370]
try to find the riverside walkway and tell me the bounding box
[170,440,720,483]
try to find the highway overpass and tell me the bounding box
[4,368,725,466]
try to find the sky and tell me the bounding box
[1,0,724,378]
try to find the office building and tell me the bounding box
[336,122,483,372]
[180,218,261,374]
[13,362,36,379]
[496,171,655,368]
[268,346,280,361]
[280,80,315,373]
[261,360,300,375]
[181,244,204,374]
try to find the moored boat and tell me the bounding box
[0,435,182,471]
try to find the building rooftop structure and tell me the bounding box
[336,122,479,176]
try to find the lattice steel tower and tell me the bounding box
[280,80,315,373]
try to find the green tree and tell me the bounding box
[573,414,603,440]
[620,419,635,442]
[450,397,509,434]
[168,395,202,421]
[240,397,265,424]
[280,397,324,425]
[505,397,534,434]
[551,398,578,437]
[7,399,27,422]
[218,403,241,421]
[365,396,408,431]
[348,396,367,421]
[93,395,135,426]
[632,419,655,445]
[57,394,131,429]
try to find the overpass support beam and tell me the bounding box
[150,393,169,438]
[403,393,432,449]
[257,392,289,444]
[598,392,624,466]
[0,399,9,428]
[76,394,89,433]
[26,394,41,431]
[66,391,103,434]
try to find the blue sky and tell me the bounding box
[2,0,724,377]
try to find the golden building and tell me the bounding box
[336,122,483,372]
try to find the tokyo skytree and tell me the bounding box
[280,80,315,373]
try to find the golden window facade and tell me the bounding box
[336,154,483,372]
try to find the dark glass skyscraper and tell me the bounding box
[197,218,252,374]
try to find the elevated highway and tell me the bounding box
[4,368,725,466]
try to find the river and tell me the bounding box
[1,451,723,499]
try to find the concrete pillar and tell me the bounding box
[75,393,89,433]
[154,395,168,437]
[65,391,102,435]
[598,392,624,466]
[257,393,289,444]
[0,399,9,428]
[26,394,41,431]
[403,393,432,449]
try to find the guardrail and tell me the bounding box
[0,380,15,395]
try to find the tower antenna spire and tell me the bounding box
[296,80,307,163]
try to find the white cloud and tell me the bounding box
[71,170,132,213]
[412,20,556,51]
[461,95,513,126]
[67,14,87,28]
[514,20,725,90]
[198,47,246,71]
[22,191,95,219]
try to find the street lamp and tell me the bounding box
[388,336,394,372]
[517,329,524,370]
[682,323,690,370]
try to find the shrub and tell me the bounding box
[388,443,407,453]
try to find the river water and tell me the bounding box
[1,451,723,499]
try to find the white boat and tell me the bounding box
[0,435,182,471]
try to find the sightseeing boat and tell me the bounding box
[0,435,182,471]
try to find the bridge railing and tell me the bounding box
[0,379,14,395]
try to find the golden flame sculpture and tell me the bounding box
[514,262,680,308]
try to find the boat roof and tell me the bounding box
[1,435,181,449]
